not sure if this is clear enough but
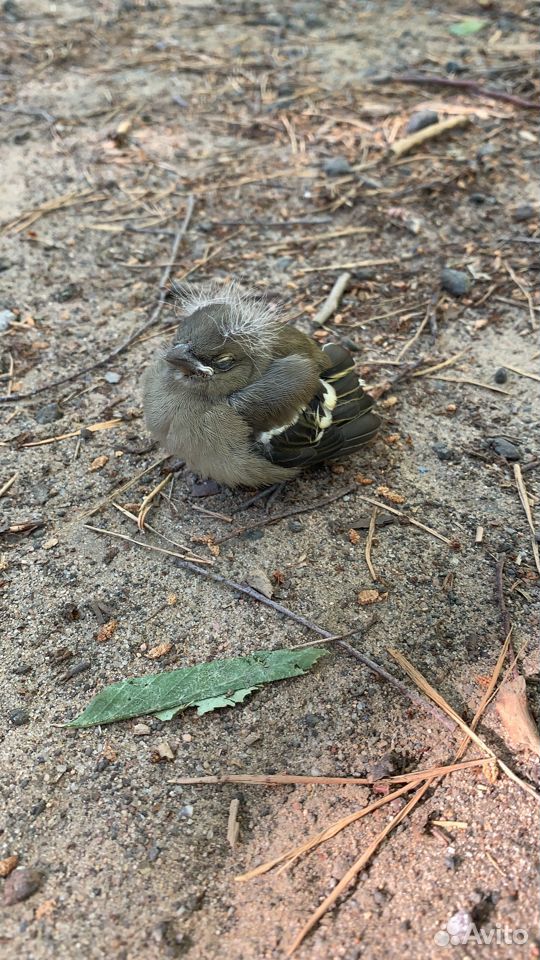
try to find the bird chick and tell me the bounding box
[142,284,380,489]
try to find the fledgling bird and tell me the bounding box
[142,285,381,489]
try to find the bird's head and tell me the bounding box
[163,285,281,396]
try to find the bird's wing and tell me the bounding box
[259,343,380,467]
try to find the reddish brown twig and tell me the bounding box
[388,73,540,111]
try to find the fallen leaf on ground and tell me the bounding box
[90,455,109,471]
[376,485,406,504]
[358,589,381,605]
[146,641,172,660]
[0,855,18,878]
[68,647,328,727]
[96,619,118,643]
[348,529,361,545]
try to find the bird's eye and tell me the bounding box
[214,355,234,371]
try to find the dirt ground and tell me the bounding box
[1,1,539,957]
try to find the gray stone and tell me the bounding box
[512,204,536,223]
[490,437,520,461]
[441,268,471,296]
[432,442,454,461]
[35,402,63,424]
[494,368,507,384]
[405,110,439,134]
[10,708,30,726]
[323,156,352,177]
[104,371,121,384]
[0,309,15,331]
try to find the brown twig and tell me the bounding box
[390,115,470,158]
[312,272,351,327]
[514,463,540,575]
[387,73,540,110]
[0,197,195,403]
[169,758,486,789]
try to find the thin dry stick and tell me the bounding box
[504,261,537,331]
[0,197,195,403]
[240,781,419,885]
[22,418,122,447]
[171,759,486,789]
[514,463,540,575]
[85,524,214,566]
[0,472,18,498]
[365,506,378,580]
[395,305,430,360]
[412,348,469,377]
[111,503,204,560]
[502,363,540,383]
[295,258,396,275]
[77,456,167,521]
[391,115,470,158]
[388,73,540,110]
[286,779,434,955]
[85,523,452,728]
[455,630,512,759]
[355,494,452,544]
[389,648,540,801]
[312,272,351,327]
[137,474,172,531]
[428,375,512,396]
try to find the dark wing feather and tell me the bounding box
[260,342,380,468]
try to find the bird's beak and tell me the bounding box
[165,344,213,378]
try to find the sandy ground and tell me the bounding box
[1,1,539,958]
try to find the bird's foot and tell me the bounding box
[162,457,186,474]
[233,481,286,514]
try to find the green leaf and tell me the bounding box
[68,647,327,728]
[449,18,486,36]
[196,687,254,716]
[155,687,255,720]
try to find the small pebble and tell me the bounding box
[241,528,265,541]
[180,804,193,819]
[446,60,465,74]
[490,437,520,461]
[288,520,303,532]
[323,156,352,177]
[441,268,471,297]
[181,733,192,743]
[405,110,438,134]
[512,203,536,222]
[12,662,32,676]
[0,308,15,331]
[35,402,63,425]
[157,741,176,761]
[468,192,488,204]
[31,799,46,817]
[3,868,43,906]
[104,371,121,384]
[147,845,160,862]
[432,442,454,462]
[274,256,293,271]
[63,659,91,680]
[133,723,151,736]
[95,757,110,772]
[444,845,457,870]
[55,283,80,302]
[10,709,30,727]
[373,888,389,905]
[494,367,507,384]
